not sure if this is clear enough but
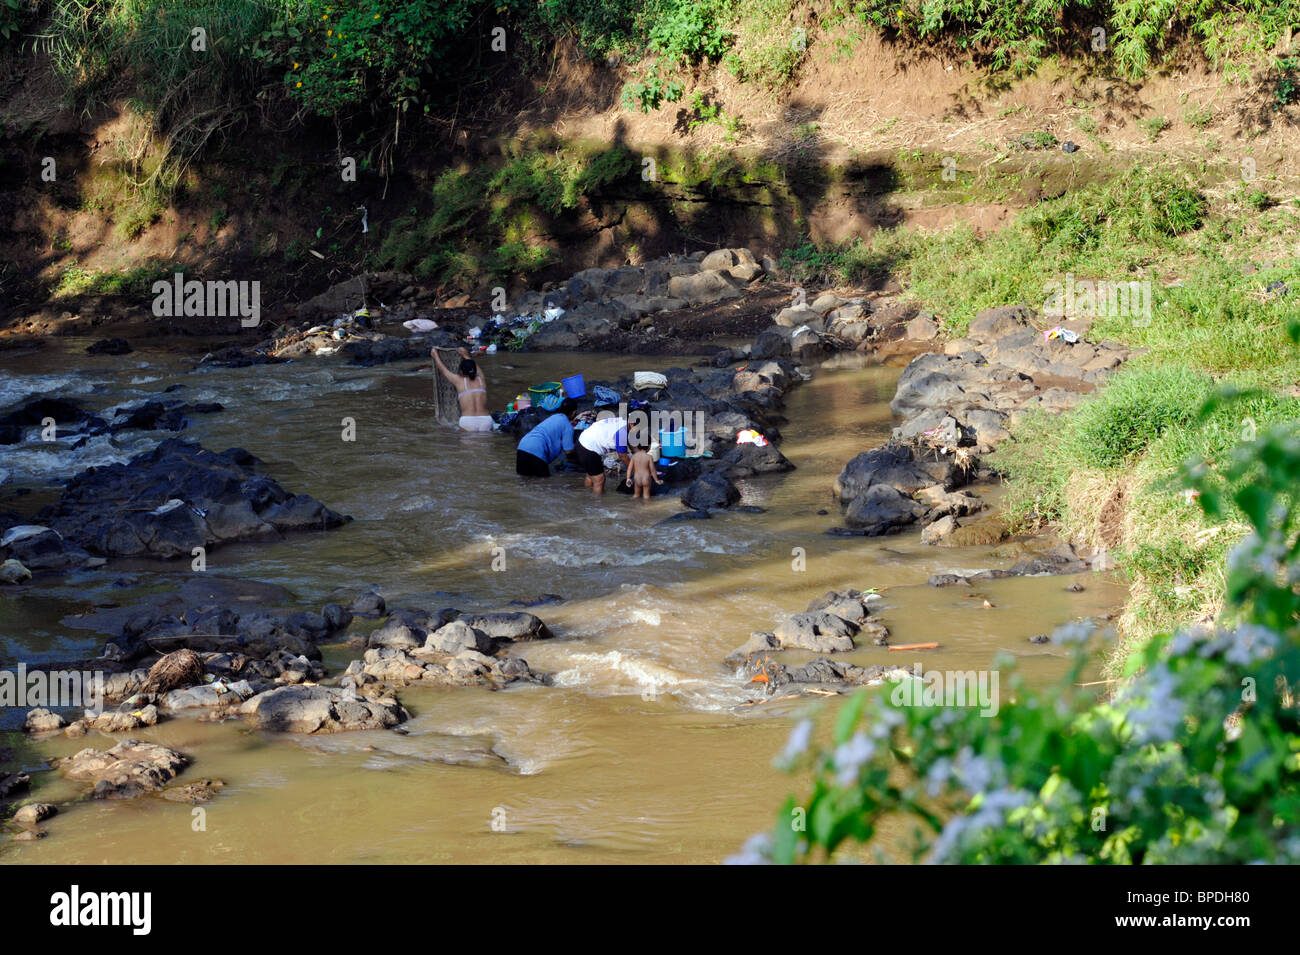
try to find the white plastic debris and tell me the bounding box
[543,306,565,321]
[402,318,438,333]
[0,525,51,547]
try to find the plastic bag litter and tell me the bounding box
[736,429,769,447]
[402,318,439,333]
[543,306,565,321]
[1044,325,1081,343]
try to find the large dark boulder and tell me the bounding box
[843,484,926,535]
[835,443,949,503]
[681,471,741,510]
[38,438,350,560]
[717,441,795,478]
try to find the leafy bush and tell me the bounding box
[738,384,1300,864]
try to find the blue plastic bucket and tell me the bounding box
[660,428,686,459]
[561,373,586,398]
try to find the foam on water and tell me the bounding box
[1,432,159,483]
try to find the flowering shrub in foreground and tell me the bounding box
[735,405,1300,864]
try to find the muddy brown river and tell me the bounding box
[0,341,1125,863]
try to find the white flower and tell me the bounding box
[775,719,813,768]
[833,732,877,786]
[1051,620,1094,645]
[725,832,773,865]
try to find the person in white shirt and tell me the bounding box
[575,415,630,495]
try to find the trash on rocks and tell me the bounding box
[736,429,769,447]
[1044,325,1081,343]
[633,371,668,391]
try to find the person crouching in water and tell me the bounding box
[575,415,629,495]
[515,398,579,477]
[625,441,663,499]
[433,346,492,432]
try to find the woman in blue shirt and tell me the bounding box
[515,399,579,477]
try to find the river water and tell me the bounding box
[0,340,1125,863]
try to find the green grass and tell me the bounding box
[995,366,1300,656]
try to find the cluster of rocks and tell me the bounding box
[9,590,558,827]
[353,606,551,689]
[517,248,771,350]
[726,589,889,663]
[0,393,224,447]
[830,304,1130,542]
[0,438,350,582]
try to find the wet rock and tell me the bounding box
[0,771,30,799]
[742,657,913,693]
[681,472,741,510]
[658,510,711,524]
[843,484,926,535]
[715,441,795,478]
[161,778,226,804]
[354,646,544,689]
[13,802,56,825]
[1,525,94,571]
[773,612,857,653]
[921,515,960,545]
[88,705,159,733]
[724,631,780,665]
[348,591,387,617]
[59,739,189,799]
[241,685,409,733]
[1028,634,1050,644]
[835,444,954,503]
[928,574,972,587]
[458,611,553,643]
[322,602,353,632]
[86,337,133,355]
[161,681,258,713]
[284,611,330,641]
[751,326,793,360]
[39,438,350,561]
[24,708,67,733]
[0,559,31,584]
[424,620,494,655]
[110,399,224,434]
[915,484,985,520]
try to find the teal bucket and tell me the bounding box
[562,374,586,398]
[659,428,686,458]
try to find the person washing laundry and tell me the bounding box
[515,398,579,477]
[432,346,492,432]
[575,414,629,495]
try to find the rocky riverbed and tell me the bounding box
[0,247,1128,852]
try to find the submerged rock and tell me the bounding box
[59,739,189,799]
[240,685,409,734]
